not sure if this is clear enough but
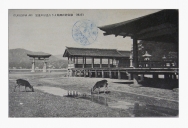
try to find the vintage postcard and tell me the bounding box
[8,9,178,117]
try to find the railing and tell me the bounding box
[138,61,178,68]
[68,64,75,69]
[68,61,178,69]
[74,64,114,68]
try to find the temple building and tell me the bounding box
[63,47,130,78]
[98,9,178,85]
[62,10,178,89]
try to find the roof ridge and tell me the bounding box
[116,50,124,56]
[64,47,130,57]
[66,46,117,50]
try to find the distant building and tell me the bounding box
[63,47,130,78]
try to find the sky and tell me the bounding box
[9,9,161,55]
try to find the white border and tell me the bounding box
[1,0,188,128]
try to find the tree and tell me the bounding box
[137,41,178,61]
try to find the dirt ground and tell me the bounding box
[9,72,179,117]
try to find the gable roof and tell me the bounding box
[117,50,131,57]
[98,10,178,43]
[63,47,130,58]
[27,53,51,58]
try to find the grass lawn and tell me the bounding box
[9,72,178,117]
[9,81,130,117]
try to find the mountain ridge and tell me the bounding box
[9,48,68,69]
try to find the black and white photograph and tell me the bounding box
[8,9,179,118]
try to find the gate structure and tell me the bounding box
[27,53,51,72]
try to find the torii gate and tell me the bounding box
[27,54,51,72]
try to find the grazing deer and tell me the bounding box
[14,79,34,92]
[91,80,108,94]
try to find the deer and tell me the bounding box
[91,80,108,94]
[14,79,34,92]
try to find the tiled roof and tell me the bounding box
[63,47,130,58]
[117,50,131,57]
[98,10,178,43]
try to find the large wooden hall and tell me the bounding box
[63,47,131,79]
[63,9,178,88]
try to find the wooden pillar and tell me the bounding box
[79,70,81,77]
[70,57,72,63]
[169,74,173,79]
[171,74,174,79]
[164,74,169,79]
[133,38,138,68]
[153,73,158,79]
[116,59,118,68]
[72,70,74,77]
[84,70,86,77]
[100,58,102,68]
[31,58,35,72]
[69,70,73,77]
[102,70,104,78]
[118,70,121,79]
[91,57,94,68]
[109,70,112,79]
[108,58,110,68]
[140,74,144,82]
[67,70,69,77]
[82,57,85,68]
[76,57,78,64]
[89,70,92,78]
[84,57,86,68]
[172,74,176,79]
[128,73,133,80]
[95,70,97,78]
[132,37,139,85]
[43,59,47,72]
[74,70,77,77]
[73,57,75,63]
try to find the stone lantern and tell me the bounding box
[142,51,152,67]
[142,51,152,61]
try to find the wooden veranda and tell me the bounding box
[98,9,179,85]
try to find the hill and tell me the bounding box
[9,48,68,69]
[54,54,67,60]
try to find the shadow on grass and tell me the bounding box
[92,91,111,94]
[139,78,179,90]
[113,82,134,84]
[112,78,178,90]
[14,90,34,92]
[133,103,178,117]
